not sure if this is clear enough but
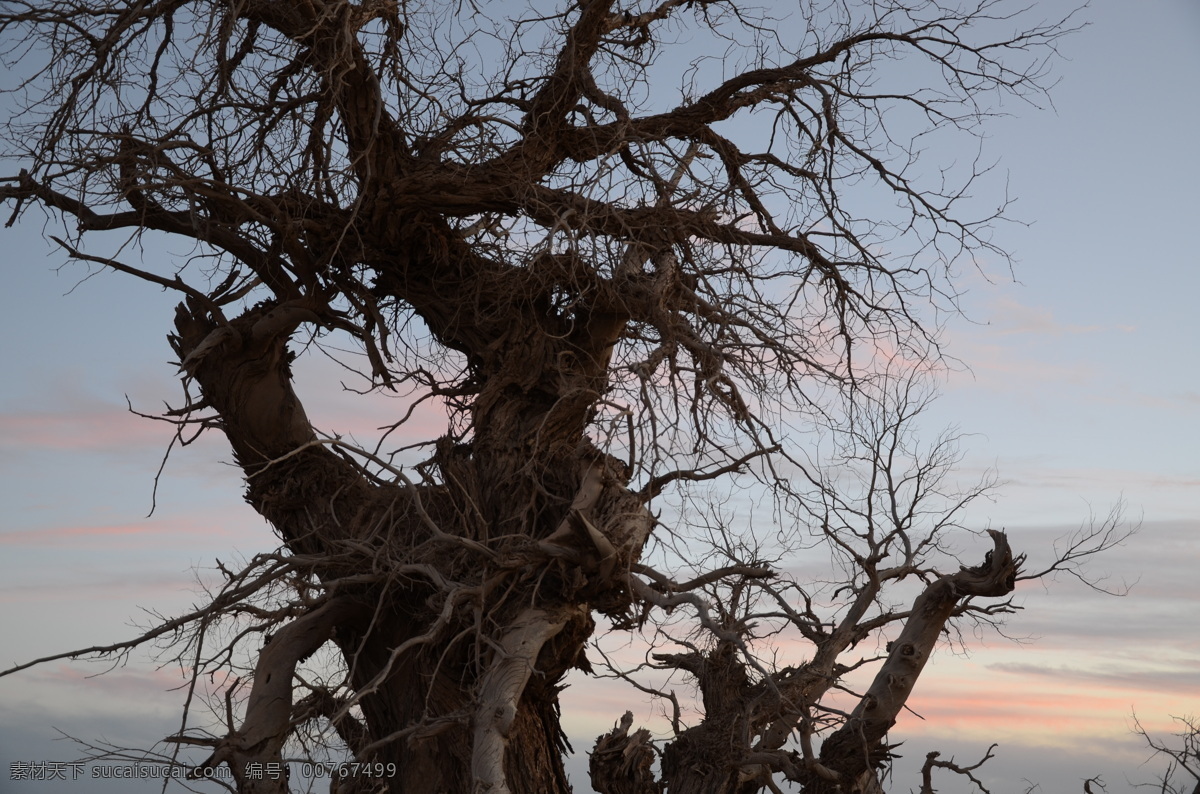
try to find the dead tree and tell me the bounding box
[0,1,1105,792]
[1132,715,1200,794]
[586,370,1100,794]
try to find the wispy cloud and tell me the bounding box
[0,517,245,549]
[983,296,1132,338]
[0,522,160,545]
[0,571,197,604]
[20,663,189,699]
[290,351,452,447]
[899,658,1192,749]
[0,408,172,454]
[987,661,1200,697]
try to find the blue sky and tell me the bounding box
[2,1,1198,792]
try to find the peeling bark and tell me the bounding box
[472,607,575,794]
[590,712,661,794]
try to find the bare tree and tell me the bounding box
[586,367,1127,794]
[1132,716,1200,794]
[589,369,1023,794]
[0,1,1110,793]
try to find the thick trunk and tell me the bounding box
[657,644,759,794]
[328,606,584,794]
[591,713,661,794]
[170,298,643,794]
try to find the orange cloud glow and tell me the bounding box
[896,657,1190,751]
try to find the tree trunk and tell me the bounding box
[591,712,662,794]
[657,644,760,794]
[170,295,645,794]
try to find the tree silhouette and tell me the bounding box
[1133,715,1200,794]
[1,1,1113,792]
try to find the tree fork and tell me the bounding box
[170,296,644,793]
[813,531,1024,792]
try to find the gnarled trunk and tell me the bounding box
[170,296,647,794]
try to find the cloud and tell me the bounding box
[0,516,246,550]
[896,657,1194,751]
[885,732,1156,793]
[0,568,200,605]
[18,663,189,701]
[0,661,207,794]
[982,296,1134,338]
[0,407,173,455]
[932,292,1140,396]
[940,340,1098,392]
[987,662,1200,698]
[0,522,162,546]
[0,348,453,478]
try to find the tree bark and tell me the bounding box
[590,712,661,794]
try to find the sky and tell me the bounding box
[1,1,1198,792]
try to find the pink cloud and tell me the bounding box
[272,352,455,454]
[900,692,1183,749]
[4,663,195,723]
[0,408,173,453]
[2,357,453,464]
[1,523,157,544]
[310,394,450,449]
[0,572,198,604]
[0,515,248,549]
[30,663,187,694]
[948,339,1096,383]
[889,658,1192,748]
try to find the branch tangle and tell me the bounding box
[0,1,1071,792]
